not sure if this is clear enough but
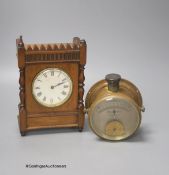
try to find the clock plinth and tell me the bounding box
[16,36,87,136]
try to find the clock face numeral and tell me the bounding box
[43,73,47,78]
[62,78,66,82]
[37,92,42,97]
[32,68,72,107]
[43,96,46,101]
[63,85,69,88]
[61,91,66,95]
[58,71,61,77]
[50,98,53,103]
[51,71,54,76]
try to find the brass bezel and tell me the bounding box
[32,68,73,108]
[85,79,143,109]
[88,96,142,141]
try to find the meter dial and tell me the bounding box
[88,97,141,140]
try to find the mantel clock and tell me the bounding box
[16,36,87,136]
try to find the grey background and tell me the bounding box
[0,0,169,174]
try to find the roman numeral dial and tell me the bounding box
[32,68,72,107]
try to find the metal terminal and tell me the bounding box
[105,73,121,92]
[141,106,145,112]
[84,108,89,114]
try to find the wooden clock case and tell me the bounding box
[16,36,87,136]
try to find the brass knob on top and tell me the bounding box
[105,73,121,92]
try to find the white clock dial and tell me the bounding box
[32,68,73,107]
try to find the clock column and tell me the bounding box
[78,39,87,131]
[16,36,26,136]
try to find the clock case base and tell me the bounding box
[17,113,83,136]
[16,36,86,136]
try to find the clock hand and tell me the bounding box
[51,81,65,89]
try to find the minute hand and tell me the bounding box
[51,82,65,88]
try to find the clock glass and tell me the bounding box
[89,98,140,140]
[32,68,73,107]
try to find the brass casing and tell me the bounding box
[85,78,144,141]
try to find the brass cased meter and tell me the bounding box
[85,74,145,141]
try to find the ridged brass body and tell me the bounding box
[85,75,144,141]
